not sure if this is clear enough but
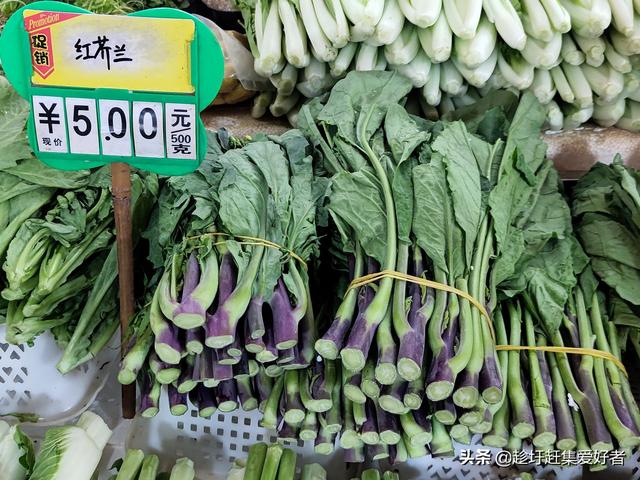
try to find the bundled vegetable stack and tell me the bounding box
[571,158,640,360]
[118,130,322,417]
[226,442,301,480]
[0,77,159,374]
[236,0,640,131]
[0,411,112,480]
[299,70,504,425]
[109,449,196,480]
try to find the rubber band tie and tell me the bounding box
[347,269,495,341]
[348,270,628,377]
[186,232,307,268]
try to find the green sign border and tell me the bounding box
[0,1,224,175]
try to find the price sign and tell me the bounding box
[0,0,224,175]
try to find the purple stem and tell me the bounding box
[426,296,458,387]
[215,379,238,406]
[200,347,216,382]
[247,296,266,339]
[204,252,237,340]
[214,362,234,382]
[270,278,299,350]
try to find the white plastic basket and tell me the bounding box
[0,324,117,425]
[3,328,640,480]
[125,388,640,480]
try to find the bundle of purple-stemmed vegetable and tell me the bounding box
[115,72,640,465]
[118,129,322,417]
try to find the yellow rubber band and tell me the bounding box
[347,269,495,342]
[496,344,628,377]
[348,269,628,376]
[186,232,307,268]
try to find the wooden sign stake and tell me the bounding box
[111,162,137,419]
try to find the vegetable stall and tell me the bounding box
[1,0,640,479]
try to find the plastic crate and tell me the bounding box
[3,327,640,479]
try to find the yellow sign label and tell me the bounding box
[24,10,195,93]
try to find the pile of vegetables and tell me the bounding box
[118,130,322,418]
[571,158,640,359]
[110,72,640,468]
[0,411,112,480]
[0,76,158,374]
[226,442,303,480]
[236,0,640,130]
[109,449,196,480]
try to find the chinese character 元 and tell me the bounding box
[171,109,192,130]
[113,44,132,63]
[31,34,47,49]
[38,102,60,134]
[34,51,49,66]
[459,450,475,465]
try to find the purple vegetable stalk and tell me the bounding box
[396,246,431,383]
[192,384,217,418]
[376,402,401,445]
[277,347,297,365]
[173,248,219,329]
[150,288,183,365]
[245,319,266,354]
[256,323,279,363]
[278,420,300,441]
[200,347,216,384]
[214,362,234,382]
[215,378,239,412]
[247,296,266,340]
[205,243,264,349]
[344,445,365,463]
[425,271,454,401]
[270,278,299,350]
[139,367,160,418]
[291,286,316,368]
[168,383,189,416]
[233,350,252,378]
[315,249,364,360]
[360,399,380,445]
[342,255,393,372]
[237,376,258,411]
[547,345,576,450]
[253,366,274,412]
[177,355,197,393]
[157,262,179,320]
[185,328,204,355]
[554,290,613,450]
[216,347,237,366]
[379,377,409,414]
[343,368,366,404]
[506,303,535,440]
[367,442,389,460]
[433,398,457,425]
[525,313,556,448]
[283,369,306,424]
